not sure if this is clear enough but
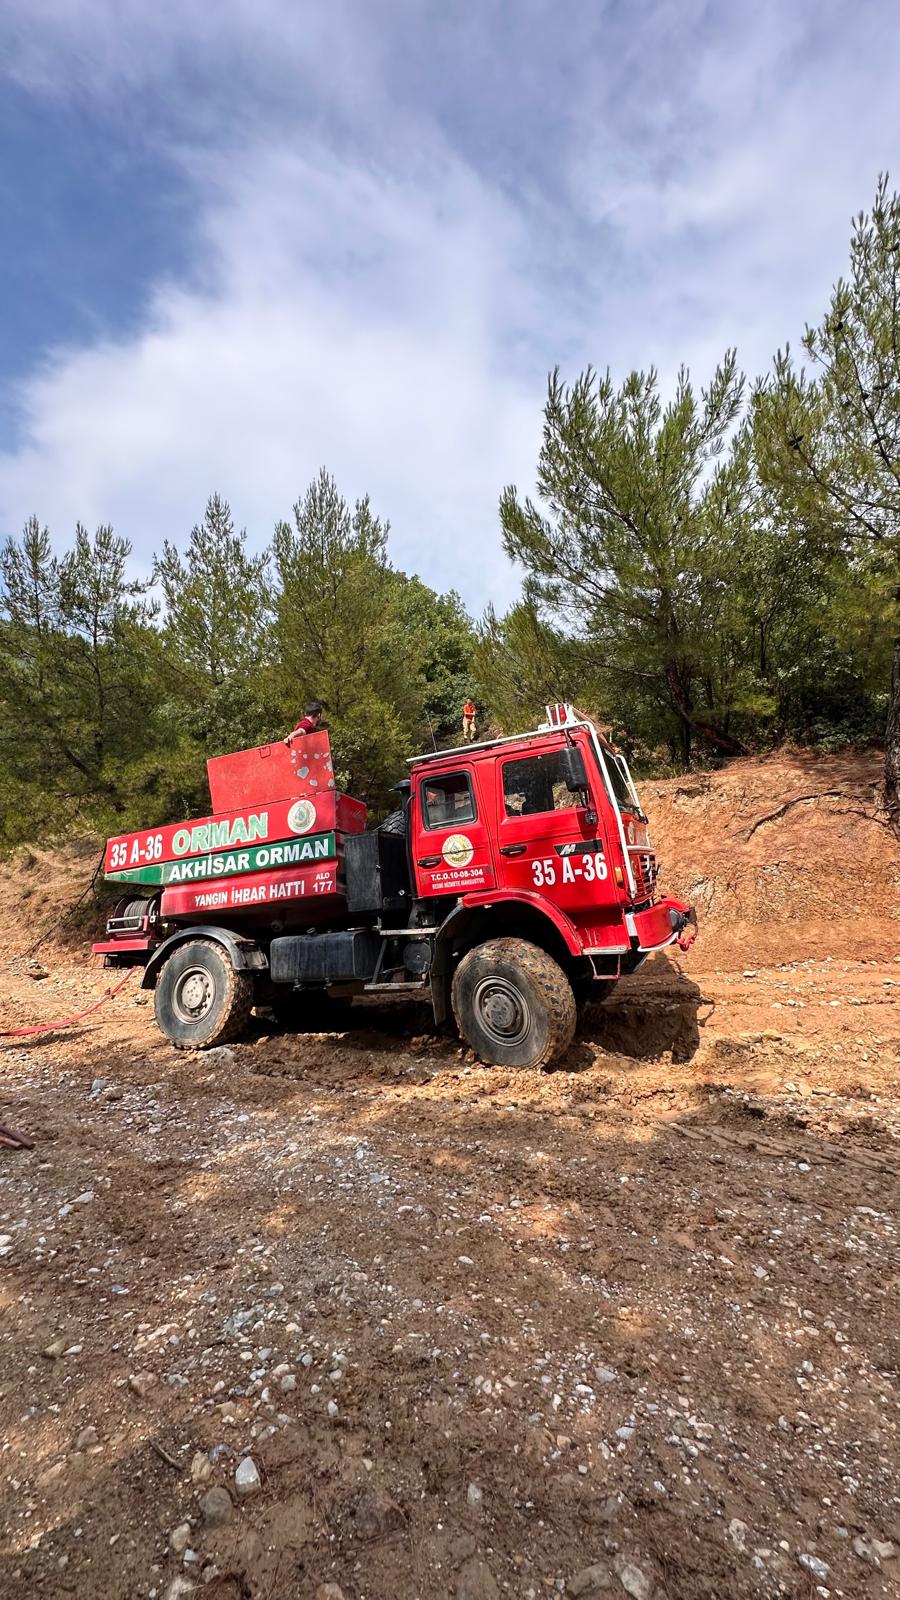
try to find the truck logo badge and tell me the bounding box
[442,833,474,868]
[287,799,317,835]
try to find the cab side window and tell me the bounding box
[502,752,577,817]
[423,771,477,829]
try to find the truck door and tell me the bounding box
[412,765,497,897]
[495,740,617,915]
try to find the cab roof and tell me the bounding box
[408,723,561,770]
[408,704,622,771]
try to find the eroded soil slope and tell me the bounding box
[644,749,897,965]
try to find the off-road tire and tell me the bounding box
[451,937,576,1069]
[377,808,407,838]
[154,939,254,1050]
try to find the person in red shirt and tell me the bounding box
[284,700,325,744]
[462,699,477,742]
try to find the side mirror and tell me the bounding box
[560,745,589,793]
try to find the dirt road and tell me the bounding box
[2,942,900,1600]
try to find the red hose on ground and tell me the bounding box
[0,968,136,1039]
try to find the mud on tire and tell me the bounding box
[451,937,576,1069]
[154,939,254,1050]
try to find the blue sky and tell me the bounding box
[0,0,898,610]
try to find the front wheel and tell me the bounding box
[154,939,254,1050]
[451,937,576,1069]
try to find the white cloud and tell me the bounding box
[0,135,547,604]
[563,0,900,380]
[1,0,899,611]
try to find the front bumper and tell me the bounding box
[628,899,697,953]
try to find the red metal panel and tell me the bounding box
[159,862,340,919]
[631,899,684,950]
[573,920,632,952]
[91,938,157,955]
[207,732,337,812]
[458,889,583,955]
[335,794,368,833]
[410,760,498,897]
[488,730,628,922]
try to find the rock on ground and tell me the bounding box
[613,1558,653,1600]
[199,1487,233,1528]
[234,1458,261,1497]
[456,1559,500,1600]
[568,1564,612,1595]
[348,1488,405,1540]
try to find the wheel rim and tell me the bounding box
[472,975,530,1047]
[172,965,216,1025]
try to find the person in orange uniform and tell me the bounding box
[462,699,477,742]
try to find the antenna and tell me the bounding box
[424,708,438,752]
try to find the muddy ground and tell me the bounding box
[3,954,899,1600]
[1,754,899,1600]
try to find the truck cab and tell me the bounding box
[94,705,695,1068]
[409,705,679,961]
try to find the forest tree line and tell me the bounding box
[1,177,898,847]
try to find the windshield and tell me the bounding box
[602,751,641,816]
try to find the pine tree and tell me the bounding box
[755,174,900,827]
[271,470,476,806]
[474,601,579,735]
[500,356,756,763]
[156,494,271,685]
[0,519,156,837]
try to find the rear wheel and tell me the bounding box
[451,937,576,1069]
[154,939,254,1050]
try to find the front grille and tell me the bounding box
[629,851,657,902]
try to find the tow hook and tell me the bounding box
[675,907,698,951]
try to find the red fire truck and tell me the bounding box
[93,705,695,1068]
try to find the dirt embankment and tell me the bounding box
[644,749,898,967]
[0,837,106,967]
[1,751,899,1600]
